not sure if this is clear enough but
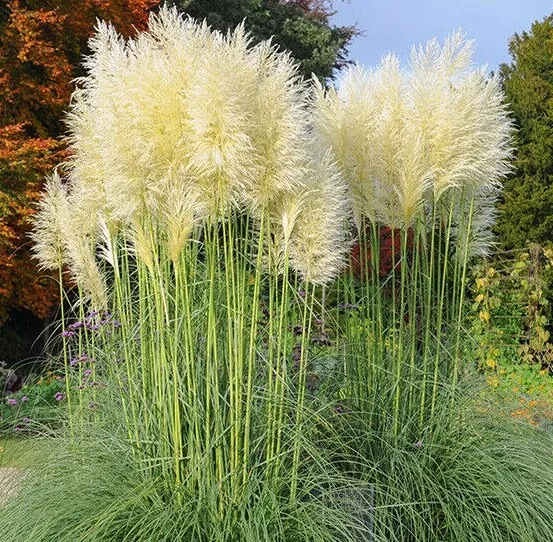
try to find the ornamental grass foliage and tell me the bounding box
[5,7,553,541]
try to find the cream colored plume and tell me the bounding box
[313,31,513,240]
[64,231,109,310]
[31,171,70,271]
[285,150,350,285]
[151,170,206,266]
[64,6,309,225]
[409,32,513,201]
[447,184,501,259]
[31,172,108,308]
[244,41,308,214]
[128,222,157,273]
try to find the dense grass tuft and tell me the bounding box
[0,419,371,542]
[325,382,553,542]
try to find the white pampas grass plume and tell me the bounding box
[409,32,514,201]
[31,172,108,308]
[96,216,118,269]
[264,189,306,276]
[64,6,310,226]
[287,151,350,284]
[313,31,513,236]
[312,67,386,227]
[151,171,206,265]
[181,24,258,213]
[312,57,434,229]
[244,41,308,214]
[447,184,501,259]
[128,222,156,272]
[31,171,70,271]
[66,240,108,310]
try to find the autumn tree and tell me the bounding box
[0,1,158,361]
[170,0,357,80]
[496,14,553,249]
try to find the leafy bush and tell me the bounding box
[0,370,66,433]
[467,244,553,428]
[469,245,553,380]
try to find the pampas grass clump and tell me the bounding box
[32,6,346,290]
[313,31,513,248]
[315,33,514,434]
[27,7,350,541]
[17,8,553,542]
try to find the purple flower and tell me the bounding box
[54,392,64,401]
[88,402,96,409]
[61,330,75,338]
[22,417,31,423]
[414,440,423,449]
[84,369,92,377]
[7,398,17,406]
[21,395,29,403]
[71,354,90,366]
[68,321,84,330]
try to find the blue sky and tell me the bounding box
[331,0,551,74]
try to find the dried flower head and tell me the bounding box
[313,31,514,248]
[30,171,70,271]
[287,150,350,284]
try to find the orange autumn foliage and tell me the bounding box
[0,0,159,324]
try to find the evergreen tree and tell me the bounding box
[170,0,357,80]
[496,15,553,249]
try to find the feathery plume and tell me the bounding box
[128,222,156,273]
[313,31,513,236]
[63,222,108,310]
[31,171,70,271]
[447,184,501,259]
[287,150,350,284]
[64,6,311,227]
[244,41,308,214]
[31,172,108,308]
[151,170,206,266]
